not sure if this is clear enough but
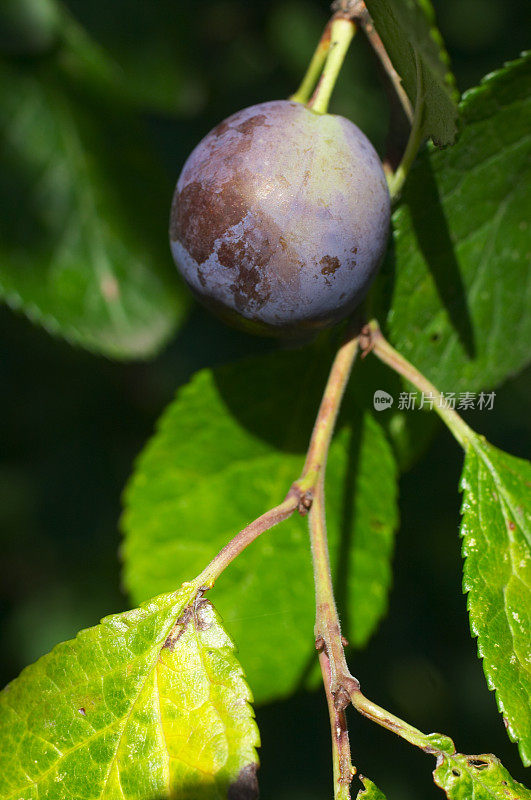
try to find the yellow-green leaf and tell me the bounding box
[0,585,259,799]
[434,752,531,799]
[358,775,388,798]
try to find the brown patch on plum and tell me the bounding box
[217,234,273,311]
[235,114,267,135]
[273,248,304,284]
[212,119,230,137]
[171,107,304,308]
[173,178,249,264]
[228,763,259,799]
[171,120,260,262]
[320,255,341,276]
[233,263,269,311]
[216,215,302,308]
[217,241,239,270]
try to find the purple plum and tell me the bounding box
[170,99,390,336]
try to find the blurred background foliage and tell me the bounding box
[0,0,529,797]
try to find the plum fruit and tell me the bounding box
[169,99,390,336]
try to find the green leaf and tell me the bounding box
[379,53,531,392]
[122,345,399,703]
[460,436,531,765]
[0,59,187,359]
[357,775,388,798]
[364,0,459,145]
[0,584,259,799]
[433,752,531,799]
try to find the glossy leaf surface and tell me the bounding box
[380,54,531,392]
[358,776,388,798]
[122,345,399,703]
[365,0,459,144]
[0,586,259,799]
[460,436,531,765]
[434,752,531,799]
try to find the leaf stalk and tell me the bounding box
[387,53,425,198]
[368,320,474,448]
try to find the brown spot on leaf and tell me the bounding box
[163,606,194,651]
[467,758,489,770]
[320,255,341,276]
[78,708,86,716]
[194,598,213,631]
[508,520,516,530]
[164,595,214,650]
[228,763,259,800]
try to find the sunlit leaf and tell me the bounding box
[434,752,531,799]
[0,585,259,799]
[358,775,388,798]
[460,435,531,765]
[122,344,399,703]
[379,54,531,392]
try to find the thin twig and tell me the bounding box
[318,641,356,799]
[310,476,358,798]
[300,325,360,487]
[387,52,425,197]
[348,688,447,754]
[194,495,300,589]
[308,476,455,765]
[349,1,413,123]
[190,325,361,592]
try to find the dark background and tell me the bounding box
[1,1,529,797]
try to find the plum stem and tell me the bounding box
[306,17,356,114]
[290,18,333,105]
